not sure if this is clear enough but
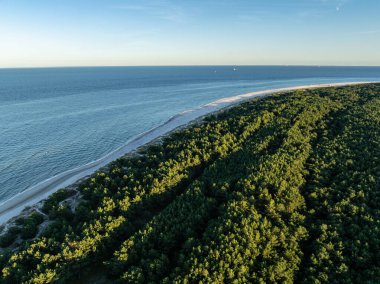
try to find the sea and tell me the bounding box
[1,66,380,204]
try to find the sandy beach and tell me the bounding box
[0,81,375,225]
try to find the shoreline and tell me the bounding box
[0,81,376,224]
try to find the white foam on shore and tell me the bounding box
[0,81,376,224]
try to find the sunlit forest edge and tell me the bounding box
[0,84,379,283]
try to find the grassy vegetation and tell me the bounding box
[0,84,379,283]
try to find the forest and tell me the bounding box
[0,84,379,283]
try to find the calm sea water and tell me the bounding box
[1,66,380,203]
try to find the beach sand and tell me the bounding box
[0,81,375,224]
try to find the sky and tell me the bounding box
[0,0,379,67]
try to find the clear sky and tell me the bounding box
[0,0,379,67]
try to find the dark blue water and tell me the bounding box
[1,66,380,203]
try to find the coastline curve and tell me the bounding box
[0,81,376,224]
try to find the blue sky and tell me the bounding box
[0,0,379,67]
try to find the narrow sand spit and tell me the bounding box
[0,82,375,224]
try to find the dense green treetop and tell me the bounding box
[0,84,379,283]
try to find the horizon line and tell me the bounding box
[1,64,380,70]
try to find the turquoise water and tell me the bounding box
[1,66,380,203]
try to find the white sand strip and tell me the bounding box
[0,81,376,224]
